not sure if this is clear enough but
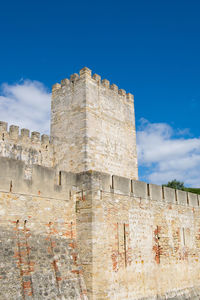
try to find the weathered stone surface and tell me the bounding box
[0,68,199,299]
[0,161,200,299]
[0,126,53,169]
[51,67,138,179]
[0,164,88,299]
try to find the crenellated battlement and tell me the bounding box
[52,67,134,103]
[0,121,53,169]
[0,121,50,144]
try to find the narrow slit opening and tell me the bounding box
[147,184,150,196]
[59,171,62,186]
[187,193,189,205]
[162,186,165,199]
[182,228,185,246]
[10,180,12,192]
[123,223,127,267]
[111,175,114,189]
[175,189,178,203]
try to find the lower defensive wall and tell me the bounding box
[0,157,200,299]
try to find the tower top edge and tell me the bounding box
[52,67,134,101]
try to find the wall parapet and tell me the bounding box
[68,171,200,208]
[132,179,199,207]
[81,172,200,208]
[0,157,77,200]
[0,156,199,208]
[0,121,50,144]
[0,121,53,169]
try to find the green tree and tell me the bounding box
[163,179,185,190]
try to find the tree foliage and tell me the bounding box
[163,179,185,190]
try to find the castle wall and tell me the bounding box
[0,157,88,300]
[0,158,200,299]
[1,67,199,299]
[75,173,200,300]
[51,68,138,179]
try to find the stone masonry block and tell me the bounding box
[132,180,147,198]
[163,186,176,203]
[176,190,188,206]
[188,192,198,207]
[149,183,163,201]
[32,165,55,197]
[112,175,130,195]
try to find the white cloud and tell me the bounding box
[137,119,200,187]
[0,80,51,134]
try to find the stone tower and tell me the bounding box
[51,67,138,179]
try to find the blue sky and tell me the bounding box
[0,0,200,186]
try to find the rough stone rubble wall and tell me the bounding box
[51,67,138,179]
[75,172,200,300]
[0,157,88,300]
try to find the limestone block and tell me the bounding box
[149,183,163,201]
[176,190,188,206]
[112,175,130,195]
[188,192,198,207]
[163,186,176,203]
[9,125,19,139]
[0,121,8,132]
[21,128,30,138]
[31,164,55,197]
[132,180,147,198]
